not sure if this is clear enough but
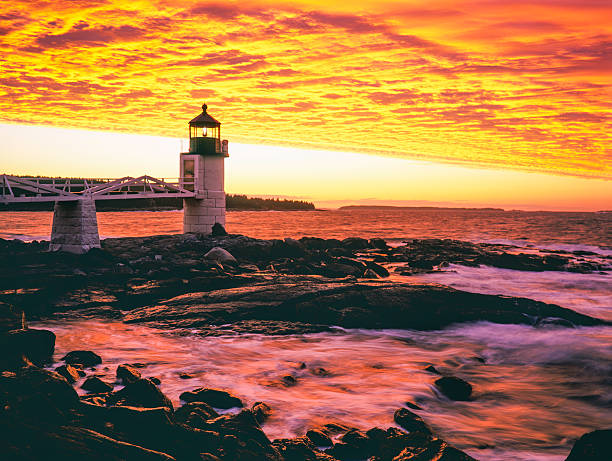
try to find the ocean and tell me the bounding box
[2,208,610,460]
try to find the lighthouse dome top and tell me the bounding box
[189,102,221,127]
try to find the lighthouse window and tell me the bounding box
[184,160,194,177]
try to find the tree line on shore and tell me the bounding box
[0,195,315,211]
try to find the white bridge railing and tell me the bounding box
[0,175,197,203]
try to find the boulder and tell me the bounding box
[0,366,79,423]
[0,301,24,332]
[252,401,272,424]
[211,223,228,237]
[109,378,173,411]
[434,376,473,401]
[565,429,612,461]
[63,350,102,368]
[55,364,81,383]
[204,247,237,263]
[0,328,55,370]
[82,376,114,393]
[326,428,373,459]
[206,410,281,460]
[392,437,476,460]
[180,388,243,409]
[306,428,333,447]
[174,402,219,428]
[117,363,142,384]
[393,408,431,434]
[272,437,320,460]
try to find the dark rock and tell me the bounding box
[369,238,388,249]
[252,401,272,424]
[55,364,81,383]
[272,437,320,460]
[281,375,298,386]
[0,328,55,369]
[0,366,79,423]
[312,367,330,376]
[565,429,612,461]
[365,261,390,278]
[341,237,370,250]
[306,428,333,447]
[175,402,219,428]
[150,377,161,385]
[117,363,142,384]
[425,365,440,375]
[63,350,102,367]
[0,301,25,332]
[109,378,173,411]
[366,427,431,460]
[206,410,282,460]
[394,408,431,434]
[0,418,176,461]
[434,376,473,401]
[405,401,423,411]
[211,223,228,237]
[179,372,193,379]
[393,437,476,460]
[179,387,243,409]
[82,376,114,393]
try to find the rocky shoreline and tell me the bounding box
[1,232,610,460]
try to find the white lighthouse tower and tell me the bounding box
[180,103,229,234]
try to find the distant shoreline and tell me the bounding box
[338,205,505,211]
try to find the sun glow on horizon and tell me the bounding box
[1,123,610,212]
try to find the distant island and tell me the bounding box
[339,205,504,211]
[0,194,315,211]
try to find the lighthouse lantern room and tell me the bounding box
[181,103,229,234]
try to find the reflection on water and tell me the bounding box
[1,209,610,249]
[36,319,612,461]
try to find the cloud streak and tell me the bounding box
[0,0,609,179]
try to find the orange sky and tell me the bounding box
[0,0,610,208]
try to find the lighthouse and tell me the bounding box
[180,103,229,234]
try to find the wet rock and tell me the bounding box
[63,350,102,368]
[175,402,219,428]
[281,375,298,386]
[1,328,55,369]
[0,301,25,331]
[150,377,161,385]
[0,366,79,423]
[252,401,272,424]
[117,363,142,384]
[211,223,228,237]
[312,367,330,377]
[206,410,282,460]
[434,376,473,401]
[109,378,173,411]
[394,408,431,434]
[179,372,193,379]
[366,427,430,460]
[273,437,321,460]
[306,428,333,447]
[341,237,370,250]
[0,418,176,461]
[405,401,423,411]
[204,247,237,263]
[392,437,476,460]
[365,261,390,278]
[55,364,81,383]
[424,365,440,375]
[179,387,243,409]
[82,376,114,393]
[565,429,612,461]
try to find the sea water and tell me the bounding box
[5,208,610,460]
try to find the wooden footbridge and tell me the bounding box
[1,103,229,253]
[0,175,196,203]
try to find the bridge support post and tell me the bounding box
[182,155,226,234]
[49,196,101,254]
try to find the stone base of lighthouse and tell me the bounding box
[183,192,226,234]
[181,153,226,234]
[49,196,101,254]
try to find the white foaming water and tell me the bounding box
[36,320,611,461]
[404,264,612,321]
